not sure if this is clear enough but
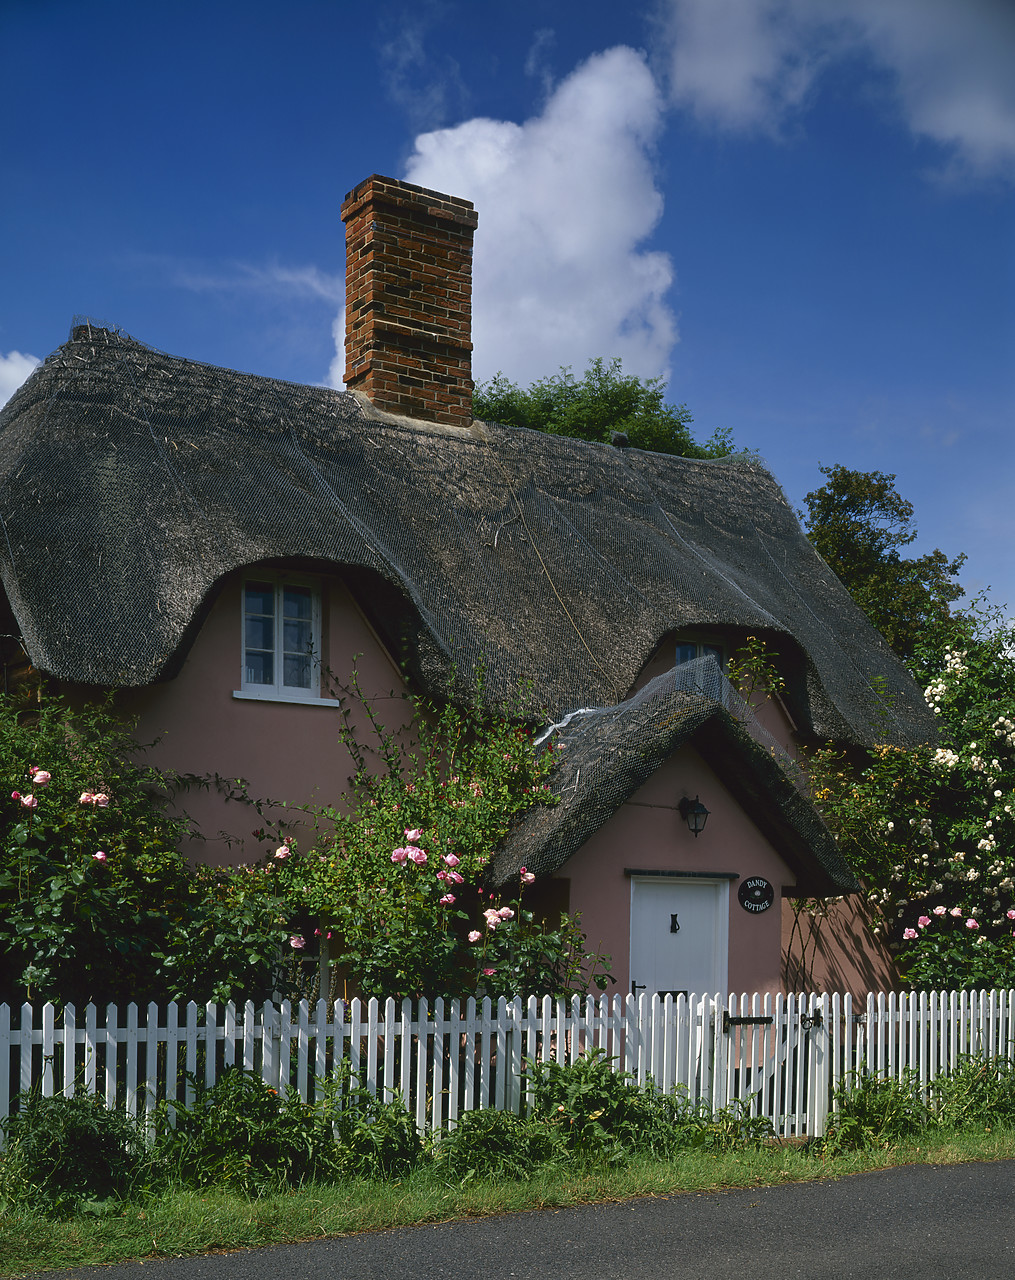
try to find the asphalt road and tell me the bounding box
[37,1160,1015,1280]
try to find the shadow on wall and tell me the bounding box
[782,895,900,997]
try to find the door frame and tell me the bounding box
[626,870,736,997]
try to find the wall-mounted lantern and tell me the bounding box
[678,794,710,837]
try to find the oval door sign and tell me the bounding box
[738,877,774,913]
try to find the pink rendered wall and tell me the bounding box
[782,896,899,997]
[121,571,408,865]
[553,746,796,998]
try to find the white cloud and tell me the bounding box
[0,351,41,408]
[172,260,344,304]
[330,47,677,389]
[657,0,1015,179]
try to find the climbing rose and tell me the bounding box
[10,791,19,801]
[404,828,422,841]
[439,893,455,906]
[468,930,482,942]
[950,907,963,918]
[497,907,514,921]
[903,928,918,940]
[520,867,535,884]
[391,848,408,864]
[443,853,460,867]
[274,845,290,860]
[966,918,979,930]
[482,968,496,977]
[407,847,427,866]
[31,770,51,787]
[289,935,305,949]
[1007,910,1015,921]
[93,793,109,807]
[448,870,464,884]
[79,792,95,804]
[917,916,931,928]
[92,850,107,862]
[20,794,37,809]
[933,906,947,916]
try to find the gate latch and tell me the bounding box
[722,1012,774,1033]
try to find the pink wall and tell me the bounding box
[121,571,408,864]
[553,746,796,997]
[782,896,899,997]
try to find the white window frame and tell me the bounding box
[234,574,326,705]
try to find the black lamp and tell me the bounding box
[678,794,710,837]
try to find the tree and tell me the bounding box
[473,357,734,458]
[806,600,1015,989]
[801,465,966,664]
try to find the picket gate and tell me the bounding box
[3,989,1013,1143]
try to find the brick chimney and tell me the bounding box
[341,175,479,427]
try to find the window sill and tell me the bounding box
[232,690,339,708]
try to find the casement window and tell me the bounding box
[675,641,724,668]
[239,577,321,701]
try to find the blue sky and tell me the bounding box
[2,0,1013,611]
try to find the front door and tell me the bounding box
[629,876,729,998]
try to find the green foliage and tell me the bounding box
[528,1049,704,1162]
[823,1070,928,1151]
[269,675,610,1001]
[329,1078,424,1181]
[0,689,284,1006]
[434,1109,563,1182]
[932,1055,1015,1131]
[801,465,965,663]
[474,357,734,458]
[0,1090,146,1216]
[806,601,1015,986]
[152,1069,344,1194]
[725,634,786,704]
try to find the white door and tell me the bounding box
[629,876,729,998]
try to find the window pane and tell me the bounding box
[703,645,723,665]
[284,653,311,688]
[283,587,313,620]
[676,643,698,665]
[283,617,312,655]
[245,616,274,651]
[245,652,273,685]
[245,582,274,616]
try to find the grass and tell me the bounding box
[3,1127,1015,1278]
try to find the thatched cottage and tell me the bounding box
[0,176,934,997]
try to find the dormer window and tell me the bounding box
[676,641,723,667]
[240,577,321,700]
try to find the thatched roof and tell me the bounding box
[0,324,934,750]
[489,668,858,896]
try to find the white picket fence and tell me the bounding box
[3,989,1014,1142]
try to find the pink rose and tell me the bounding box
[79,792,94,804]
[28,765,38,776]
[497,907,514,921]
[93,793,109,807]
[903,927,918,940]
[391,848,408,864]
[917,916,931,928]
[404,828,422,841]
[407,847,427,866]
[449,871,464,884]
[92,850,107,862]
[933,906,947,916]
[32,770,51,787]
[274,845,290,860]
[10,791,19,801]
[1007,910,1015,921]
[20,794,37,809]
[521,870,536,884]
[444,853,460,867]
[966,918,979,930]
[289,935,305,949]
[950,907,963,918]
[468,930,482,942]
[482,968,496,977]
[436,870,447,882]
[439,893,455,906]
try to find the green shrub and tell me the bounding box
[434,1108,562,1182]
[330,1080,423,1181]
[0,1090,146,1216]
[931,1055,1015,1130]
[152,1068,343,1194]
[823,1069,929,1151]
[527,1049,701,1163]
